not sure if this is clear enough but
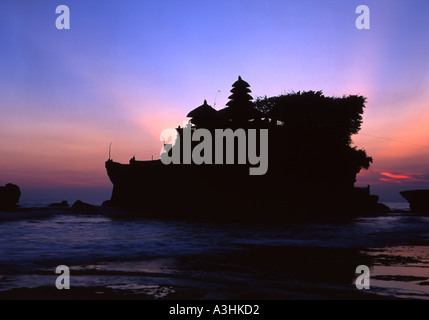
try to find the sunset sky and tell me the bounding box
[1,0,429,203]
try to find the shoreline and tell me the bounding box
[0,201,421,224]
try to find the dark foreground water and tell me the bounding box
[1,202,429,300]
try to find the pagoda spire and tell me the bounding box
[226,76,253,110]
[217,76,262,127]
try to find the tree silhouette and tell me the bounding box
[256,91,366,145]
[255,90,372,189]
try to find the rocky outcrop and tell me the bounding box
[0,183,21,210]
[71,200,98,214]
[400,190,429,213]
[49,200,70,208]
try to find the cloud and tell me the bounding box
[380,172,412,179]
[379,171,429,184]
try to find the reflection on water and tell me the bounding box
[364,246,429,299]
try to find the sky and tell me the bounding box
[0,0,429,203]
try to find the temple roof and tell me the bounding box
[187,100,217,118]
[231,76,250,88]
[230,86,252,94]
[226,93,254,103]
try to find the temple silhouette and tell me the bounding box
[105,76,387,220]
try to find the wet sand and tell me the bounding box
[0,244,423,300]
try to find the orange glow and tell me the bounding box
[380,172,412,179]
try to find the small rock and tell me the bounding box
[71,200,98,214]
[49,200,69,208]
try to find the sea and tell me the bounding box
[1,200,429,300]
